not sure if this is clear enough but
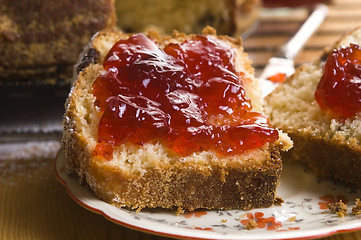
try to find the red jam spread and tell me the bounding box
[315,43,361,120]
[268,73,286,83]
[92,33,278,160]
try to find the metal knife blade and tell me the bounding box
[259,3,328,97]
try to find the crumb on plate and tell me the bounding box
[245,219,257,230]
[352,198,361,215]
[327,200,348,217]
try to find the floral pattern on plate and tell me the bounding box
[55,150,361,240]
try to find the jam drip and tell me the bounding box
[93,33,278,159]
[315,43,361,120]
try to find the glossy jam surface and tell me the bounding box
[92,33,278,159]
[315,43,361,120]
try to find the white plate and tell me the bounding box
[55,150,361,240]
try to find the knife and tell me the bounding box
[258,3,328,97]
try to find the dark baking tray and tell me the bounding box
[0,78,70,142]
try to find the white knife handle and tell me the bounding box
[278,3,328,60]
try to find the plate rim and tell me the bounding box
[55,149,361,240]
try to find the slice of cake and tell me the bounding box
[62,27,292,211]
[265,27,361,187]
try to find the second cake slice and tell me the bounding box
[265,27,361,187]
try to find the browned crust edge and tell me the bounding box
[283,131,361,187]
[63,126,282,211]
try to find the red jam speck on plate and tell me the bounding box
[267,72,286,83]
[92,33,278,159]
[315,43,361,120]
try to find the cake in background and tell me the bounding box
[0,0,116,86]
[0,0,262,86]
[115,0,260,36]
[262,0,330,8]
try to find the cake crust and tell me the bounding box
[282,131,361,186]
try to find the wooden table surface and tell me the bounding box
[1,0,361,239]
